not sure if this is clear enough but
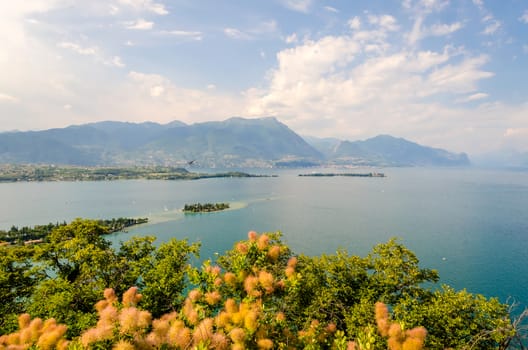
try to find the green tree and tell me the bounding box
[0,245,42,333]
[141,238,200,317]
[25,278,97,338]
[27,219,197,337]
[365,238,439,303]
[285,250,369,330]
[392,286,513,349]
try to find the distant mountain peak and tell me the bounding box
[306,134,470,167]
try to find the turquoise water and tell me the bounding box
[1,167,527,308]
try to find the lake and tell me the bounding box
[1,167,527,309]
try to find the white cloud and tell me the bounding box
[124,18,154,30]
[111,56,125,67]
[57,42,124,67]
[0,1,64,17]
[117,0,168,15]
[149,85,165,97]
[456,92,489,103]
[405,19,461,47]
[285,33,298,43]
[253,20,278,34]
[402,0,412,9]
[245,28,497,153]
[368,14,399,31]
[57,42,98,56]
[63,104,72,110]
[505,128,528,137]
[482,20,501,35]
[124,71,244,124]
[324,6,339,13]
[224,20,278,40]
[109,4,120,15]
[502,126,528,152]
[403,0,449,14]
[0,93,19,103]
[403,0,451,45]
[482,14,493,22]
[407,16,424,45]
[348,16,361,30]
[159,30,203,41]
[224,28,252,40]
[279,0,313,13]
[472,0,484,8]
[427,55,493,94]
[429,22,463,36]
[519,10,528,23]
[421,0,449,12]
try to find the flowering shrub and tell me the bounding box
[0,226,519,349]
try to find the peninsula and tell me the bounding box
[0,165,269,182]
[0,217,148,246]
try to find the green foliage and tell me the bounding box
[365,238,439,302]
[392,285,513,349]
[140,239,200,317]
[0,245,43,333]
[183,203,230,213]
[26,278,97,338]
[0,222,522,349]
[0,223,58,244]
[285,250,369,329]
[4,219,199,338]
[0,218,145,245]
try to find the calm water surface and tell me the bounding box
[1,167,527,308]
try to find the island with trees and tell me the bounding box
[0,218,526,349]
[0,164,272,182]
[299,172,385,177]
[183,203,230,213]
[0,217,148,246]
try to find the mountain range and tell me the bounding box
[0,117,470,167]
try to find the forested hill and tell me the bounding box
[0,117,469,167]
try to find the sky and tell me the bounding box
[1,0,528,155]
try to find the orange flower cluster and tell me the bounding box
[181,287,275,349]
[0,314,68,350]
[375,302,427,350]
[81,287,152,348]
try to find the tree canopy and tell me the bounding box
[0,220,525,349]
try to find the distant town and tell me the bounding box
[0,164,269,182]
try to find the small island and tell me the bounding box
[299,172,385,177]
[183,203,230,213]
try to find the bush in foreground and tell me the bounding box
[0,221,524,348]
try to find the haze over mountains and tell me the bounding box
[0,117,470,167]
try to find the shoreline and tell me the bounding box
[0,165,275,183]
